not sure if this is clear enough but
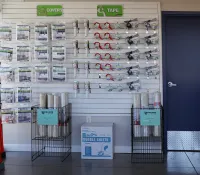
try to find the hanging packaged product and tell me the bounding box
[16,46,30,62]
[0,47,13,61]
[16,25,30,41]
[17,107,32,123]
[51,24,66,40]
[0,26,12,41]
[35,24,49,42]
[52,46,65,61]
[52,66,66,82]
[0,67,14,82]
[35,66,49,82]
[34,45,49,61]
[1,109,16,124]
[17,87,31,103]
[1,88,14,103]
[18,67,32,82]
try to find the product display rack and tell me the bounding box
[31,104,72,162]
[131,105,164,163]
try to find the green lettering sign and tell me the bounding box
[140,109,160,126]
[97,5,123,17]
[37,5,63,16]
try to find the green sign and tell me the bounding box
[37,109,58,125]
[97,5,123,17]
[140,109,160,126]
[37,5,63,16]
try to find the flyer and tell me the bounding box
[35,24,48,42]
[34,46,49,61]
[51,24,66,40]
[52,46,65,61]
[0,26,12,41]
[0,47,13,61]
[1,109,16,124]
[35,66,49,82]
[1,88,14,103]
[17,108,32,123]
[16,25,30,41]
[52,66,66,82]
[17,46,30,62]
[18,67,32,82]
[17,87,31,103]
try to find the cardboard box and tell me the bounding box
[81,122,113,159]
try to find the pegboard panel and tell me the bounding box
[0,1,162,152]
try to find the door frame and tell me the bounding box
[162,11,200,152]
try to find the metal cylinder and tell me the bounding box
[39,93,47,137]
[141,92,151,137]
[52,125,59,138]
[47,94,54,138]
[153,92,161,137]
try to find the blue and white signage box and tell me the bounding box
[81,122,113,159]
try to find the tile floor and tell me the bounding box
[1,152,200,175]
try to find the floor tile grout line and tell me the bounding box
[184,151,199,175]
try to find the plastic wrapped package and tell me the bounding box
[34,46,49,61]
[17,108,32,123]
[0,26,12,41]
[17,87,31,103]
[16,46,30,62]
[35,24,49,42]
[52,66,66,82]
[1,88,14,103]
[52,46,65,62]
[18,67,32,82]
[35,66,49,82]
[0,67,15,82]
[0,47,13,62]
[1,109,16,124]
[16,25,30,41]
[51,24,66,40]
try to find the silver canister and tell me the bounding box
[52,125,59,138]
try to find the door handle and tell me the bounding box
[168,82,177,87]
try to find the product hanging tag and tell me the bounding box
[52,46,65,62]
[35,66,49,82]
[17,87,31,103]
[51,23,66,40]
[17,107,32,123]
[17,46,30,62]
[16,25,30,41]
[52,66,66,82]
[0,47,13,62]
[18,67,32,82]
[35,24,49,42]
[1,88,14,103]
[0,25,12,41]
[34,45,49,61]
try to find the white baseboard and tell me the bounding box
[5,144,131,153]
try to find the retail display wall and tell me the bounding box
[0,2,162,152]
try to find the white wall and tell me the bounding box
[0,1,161,152]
